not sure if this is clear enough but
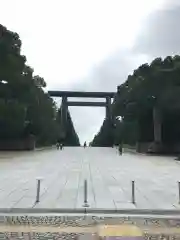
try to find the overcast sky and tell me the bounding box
[1,0,179,143]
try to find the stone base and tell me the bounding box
[0,135,35,151]
[146,142,164,154]
[136,142,153,153]
[137,142,180,154]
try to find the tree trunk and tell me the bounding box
[153,106,162,143]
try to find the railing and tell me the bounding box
[1,180,180,238]
[33,178,180,213]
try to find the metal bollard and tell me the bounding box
[132,180,135,204]
[36,177,43,203]
[83,179,89,207]
[178,181,180,204]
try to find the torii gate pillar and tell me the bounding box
[60,96,68,139]
[106,96,112,120]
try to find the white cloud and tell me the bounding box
[0,0,166,142]
[134,3,180,58]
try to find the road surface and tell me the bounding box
[0,147,179,210]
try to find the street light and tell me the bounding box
[116,116,122,121]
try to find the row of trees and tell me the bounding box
[91,119,114,147]
[0,24,79,147]
[56,109,80,146]
[91,56,180,147]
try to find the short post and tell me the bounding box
[178,181,180,204]
[132,180,135,204]
[36,177,43,203]
[83,179,89,207]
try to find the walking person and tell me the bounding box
[118,143,122,155]
[60,142,63,150]
[84,141,87,148]
[56,141,60,150]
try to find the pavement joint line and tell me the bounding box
[0,225,180,234]
[0,148,180,213]
[1,208,180,215]
[0,225,97,233]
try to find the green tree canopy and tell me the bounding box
[0,24,80,147]
[56,108,80,146]
[92,56,180,146]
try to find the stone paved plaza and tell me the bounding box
[0,147,180,210]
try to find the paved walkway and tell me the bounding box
[0,147,179,210]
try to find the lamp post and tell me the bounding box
[113,116,122,146]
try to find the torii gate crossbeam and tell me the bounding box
[48,90,115,98]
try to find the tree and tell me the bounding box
[0,24,80,148]
[91,118,114,147]
[92,56,180,148]
[56,108,80,146]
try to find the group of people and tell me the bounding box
[83,141,123,155]
[56,140,123,155]
[56,141,64,150]
[56,141,88,149]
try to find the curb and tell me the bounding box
[35,146,55,151]
[123,148,146,156]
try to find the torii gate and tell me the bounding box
[48,90,115,140]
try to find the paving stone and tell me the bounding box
[0,147,178,210]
